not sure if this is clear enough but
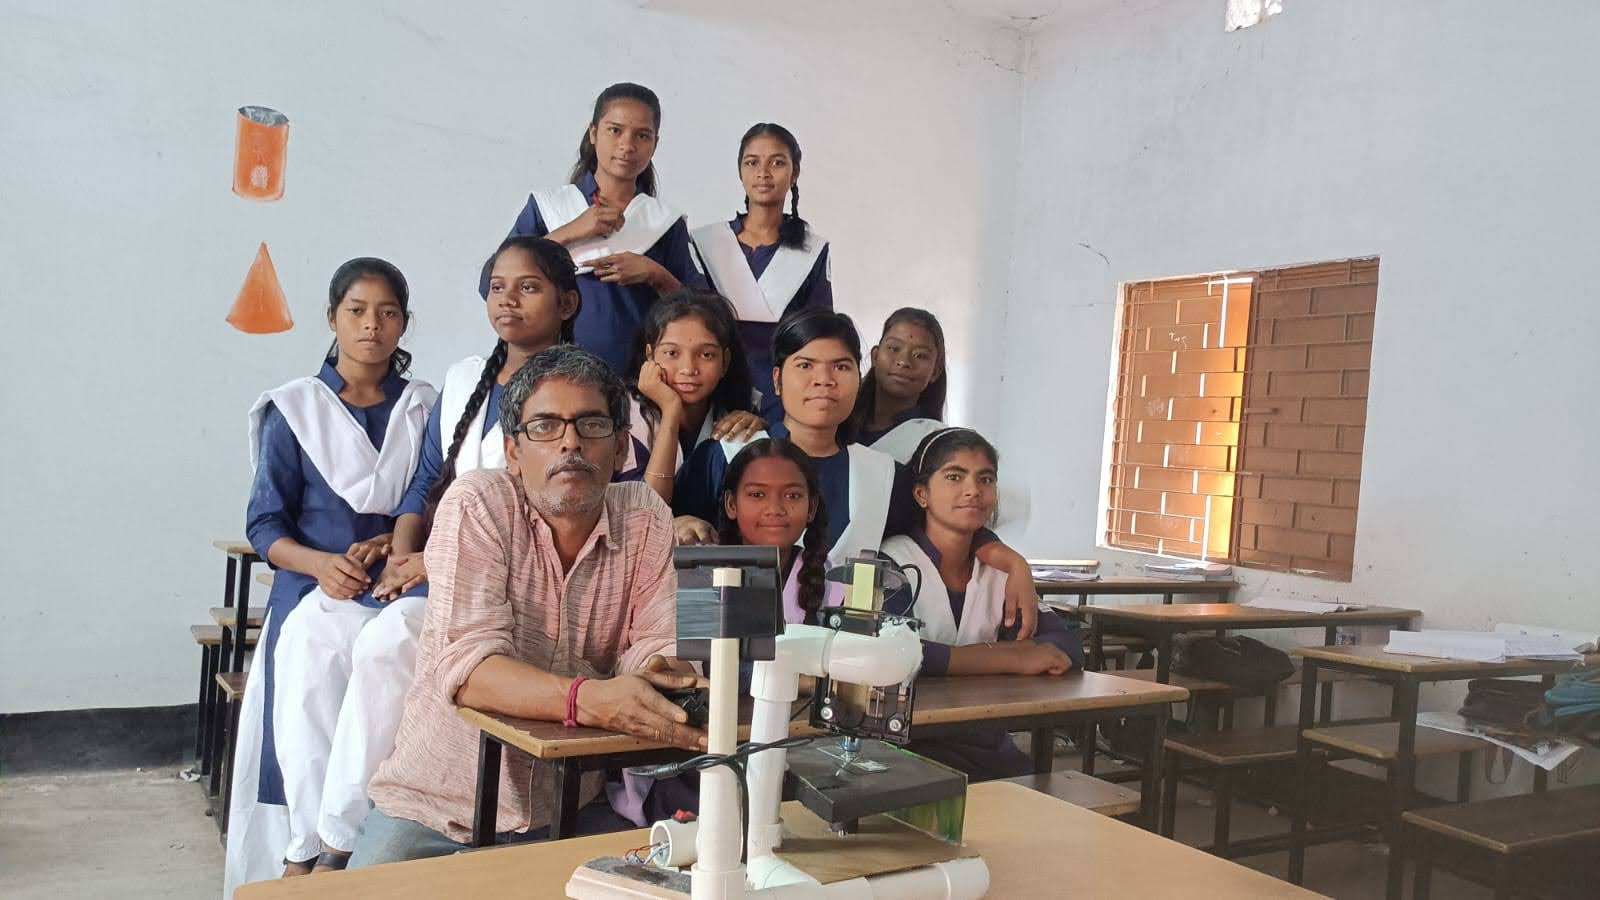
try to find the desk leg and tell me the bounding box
[471,733,502,848]
[1319,626,1337,724]
[1089,619,1105,672]
[1492,854,1512,900]
[1411,831,1432,900]
[1162,592,1174,605]
[1077,592,1087,609]
[232,559,253,672]
[1534,674,1556,793]
[1140,710,1166,831]
[1155,631,1174,684]
[196,644,214,772]
[550,759,581,840]
[1081,719,1098,776]
[1031,727,1054,774]
[1288,657,1318,884]
[1385,680,1420,900]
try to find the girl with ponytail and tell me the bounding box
[229,258,436,885]
[690,123,832,421]
[486,82,704,374]
[265,237,578,876]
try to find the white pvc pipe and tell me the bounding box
[692,566,748,900]
[745,659,800,860]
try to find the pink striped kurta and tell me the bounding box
[366,470,677,842]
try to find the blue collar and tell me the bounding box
[576,171,599,203]
[317,358,408,402]
[909,524,976,570]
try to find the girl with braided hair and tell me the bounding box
[717,438,840,624]
[690,123,832,422]
[486,82,705,373]
[269,236,579,876]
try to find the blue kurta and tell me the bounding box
[245,361,418,805]
[393,383,503,518]
[713,217,833,422]
[489,173,706,374]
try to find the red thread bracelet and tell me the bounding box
[564,675,588,728]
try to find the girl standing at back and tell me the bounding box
[690,124,831,420]
[491,82,704,373]
[850,308,948,464]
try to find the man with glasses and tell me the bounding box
[349,346,707,867]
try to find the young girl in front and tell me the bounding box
[881,427,1084,780]
[491,82,704,373]
[225,258,435,891]
[850,308,949,464]
[690,123,831,420]
[618,290,763,502]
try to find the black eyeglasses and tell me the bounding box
[513,415,618,442]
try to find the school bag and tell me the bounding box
[1458,678,1546,730]
[1172,634,1296,689]
[1531,669,1600,746]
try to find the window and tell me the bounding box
[1106,258,1378,581]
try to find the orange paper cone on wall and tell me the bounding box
[227,242,293,334]
[233,106,290,201]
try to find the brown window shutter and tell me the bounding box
[1107,274,1251,561]
[1233,258,1378,580]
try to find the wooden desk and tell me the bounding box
[236,781,1323,900]
[461,671,1187,845]
[1083,604,1421,721]
[1036,575,1238,605]
[1285,644,1594,900]
[212,539,265,673]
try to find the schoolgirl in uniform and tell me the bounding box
[879,427,1083,781]
[617,290,763,500]
[850,308,948,464]
[491,82,704,373]
[717,438,842,622]
[224,259,436,889]
[283,237,582,876]
[675,309,1039,637]
[689,124,831,421]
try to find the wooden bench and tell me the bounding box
[1406,785,1600,900]
[191,625,258,780]
[1003,771,1140,817]
[211,671,248,837]
[211,606,266,629]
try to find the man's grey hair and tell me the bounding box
[497,345,630,436]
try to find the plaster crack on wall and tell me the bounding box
[1076,241,1110,266]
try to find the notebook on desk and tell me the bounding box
[1243,598,1365,614]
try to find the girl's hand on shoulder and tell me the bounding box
[711,410,765,442]
[592,252,666,287]
[1001,568,1041,640]
[637,354,682,413]
[316,552,371,601]
[672,515,718,547]
[1010,641,1074,676]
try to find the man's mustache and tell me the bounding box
[546,455,601,479]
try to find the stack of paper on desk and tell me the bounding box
[1142,560,1233,580]
[1030,559,1101,581]
[1493,622,1598,654]
[1385,629,1585,663]
[1242,598,1364,614]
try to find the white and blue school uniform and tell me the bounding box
[493,173,706,373]
[856,409,945,466]
[690,216,831,422]
[880,528,1084,781]
[224,362,433,892]
[616,394,746,488]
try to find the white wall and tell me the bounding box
[0,0,1023,712]
[1000,0,1600,790]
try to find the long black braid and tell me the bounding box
[716,438,831,621]
[424,340,508,514]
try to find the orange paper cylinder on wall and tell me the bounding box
[233,106,289,201]
[227,242,293,334]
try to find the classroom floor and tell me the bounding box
[0,758,1501,900]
